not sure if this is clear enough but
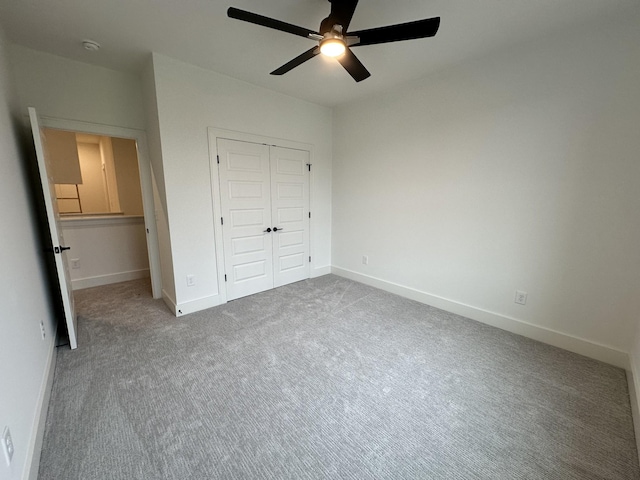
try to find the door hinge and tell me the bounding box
[308,212,311,219]
[309,256,311,262]
[221,217,224,225]
[224,274,227,282]
[217,155,220,164]
[307,163,311,172]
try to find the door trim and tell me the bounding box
[208,128,314,302]
[39,116,162,299]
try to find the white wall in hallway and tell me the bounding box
[61,216,150,290]
[332,10,640,355]
[148,53,332,313]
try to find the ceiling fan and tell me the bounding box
[227,0,440,82]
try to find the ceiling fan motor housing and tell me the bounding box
[320,15,343,35]
[321,26,345,43]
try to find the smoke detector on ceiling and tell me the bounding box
[82,40,101,51]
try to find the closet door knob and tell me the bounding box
[273,227,283,232]
[263,228,272,233]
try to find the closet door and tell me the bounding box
[217,138,274,300]
[270,146,310,287]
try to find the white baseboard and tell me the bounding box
[628,357,640,465]
[25,332,57,480]
[311,265,331,277]
[174,293,225,317]
[163,289,225,317]
[72,269,150,290]
[332,266,630,369]
[164,269,331,317]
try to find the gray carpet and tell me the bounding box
[39,275,639,479]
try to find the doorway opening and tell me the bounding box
[43,128,151,291]
[47,130,143,217]
[40,117,161,300]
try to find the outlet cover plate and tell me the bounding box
[515,290,528,305]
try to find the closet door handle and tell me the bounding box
[273,227,283,232]
[263,228,272,233]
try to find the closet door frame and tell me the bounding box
[208,128,314,302]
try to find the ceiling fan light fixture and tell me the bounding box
[320,37,346,57]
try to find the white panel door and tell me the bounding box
[28,107,78,349]
[270,146,310,287]
[217,138,274,300]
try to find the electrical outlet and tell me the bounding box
[71,258,80,269]
[515,290,528,305]
[40,320,46,340]
[186,275,195,287]
[362,255,369,265]
[2,427,14,466]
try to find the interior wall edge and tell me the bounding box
[628,356,640,466]
[332,266,630,369]
[174,293,225,317]
[25,334,57,480]
[162,289,177,316]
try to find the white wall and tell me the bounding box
[148,53,332,314]
[332,10,640,364]
[0,30,57,480]
[8,45,145,131]
[61,217,149,290]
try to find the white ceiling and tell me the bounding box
[0,0,637,107]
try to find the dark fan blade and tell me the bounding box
[329,0,359,32]
[349,17,440,46]
[337,48,370,82]
[228,7,318,39]
[271,47,320,76]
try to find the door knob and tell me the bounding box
[273,227,283,232]
[263,228,272,233]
